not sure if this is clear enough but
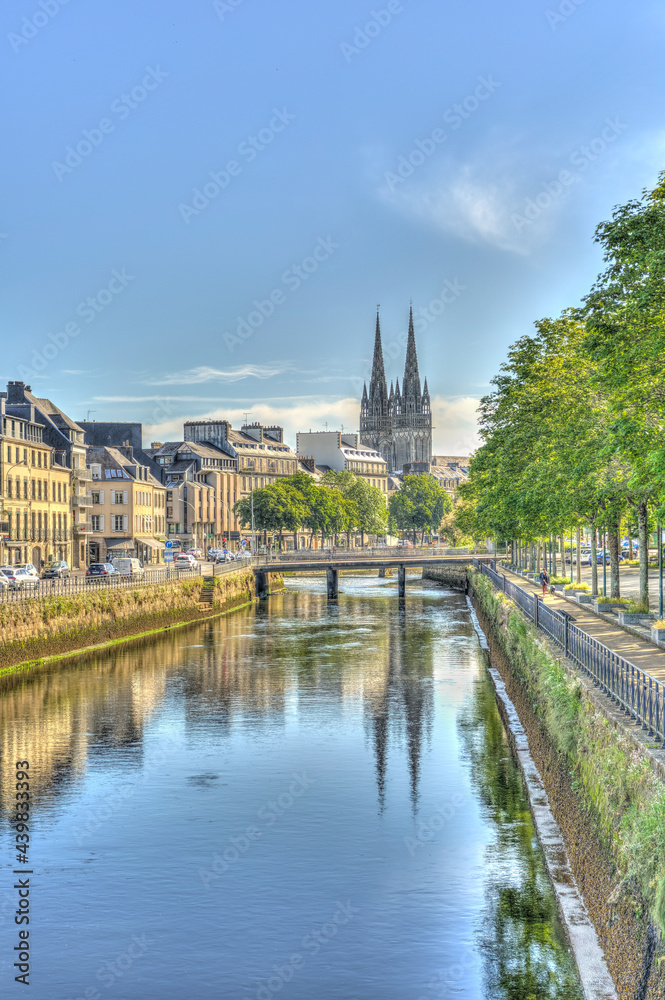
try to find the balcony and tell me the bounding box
[74,523,91,533]
[73,468,93,482]
[72,494,93,508]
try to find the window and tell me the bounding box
[31,480,36,499]
[23,479,28,499]
[91,514,102,532]
[57,483,62,503]
[7,478,12,498]
[52,482,56,502]
[113,515,124,532]
[113,491,124,505]
[31,451,35,466]
[63,484,67,503]
[91,492,101,504]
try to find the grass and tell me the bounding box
[625,601,650,615]
[564,582,590,591]
[595,596,630,605]
[471,569,665,936]
[550,576,569,585]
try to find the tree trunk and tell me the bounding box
[638,500,649,609]
[576,527,582,585]
[536,543,541,573]
[590,522,598,596]
[608,516,620,598]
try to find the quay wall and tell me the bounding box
[426,564,665,1000]
[0,569,282,674]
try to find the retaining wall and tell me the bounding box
[0,569,282,672]
[428,563,665,1000]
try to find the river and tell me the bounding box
[0,574,583,999]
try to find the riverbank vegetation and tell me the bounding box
[456,172,665,606]
[471,570,665,947]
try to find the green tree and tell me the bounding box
[389,475,452,544]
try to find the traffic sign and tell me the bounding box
[164,553,174,563]
[165,540,173,548]
[241,539,247,547]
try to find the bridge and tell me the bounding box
[253,554,497,600]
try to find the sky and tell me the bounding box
[1,0,663,455]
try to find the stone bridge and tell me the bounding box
[253,555,497,600]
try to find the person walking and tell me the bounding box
[539,566,550,596]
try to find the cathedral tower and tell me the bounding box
[359,307,432,472]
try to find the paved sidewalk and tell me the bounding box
[504,569,665,684]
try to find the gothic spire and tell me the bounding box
[368,308,388,415]
[402,306,422,410]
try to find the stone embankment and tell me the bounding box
[0,568,283,674]
[424,565,665,1000]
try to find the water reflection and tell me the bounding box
[459,667,583,999]
[0,579,584,1000]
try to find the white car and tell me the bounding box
[0,573,8,590]
[174,554,197,569]
[11,569,41,590]
[14,563,39,577]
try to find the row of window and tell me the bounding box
[5,445,50,468]
[4,510,68,539]
[242,458,296,473]
[6,477,68,502]
[1,420,44,443]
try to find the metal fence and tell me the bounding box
[0,558,251,603]
[474,561,665,743]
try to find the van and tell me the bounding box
[114,558,144,577]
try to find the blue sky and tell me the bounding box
[1,0,663,452]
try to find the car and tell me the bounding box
[0,573,8,590]
[174,554,197,569]
[14,563,39,577]
[596,550,625,564]
[186,548,203,558]
[43,560,71,579]
[237,549,252,559]
[113,558,145,576]
[11,569,41,590]
[86,562,117,580]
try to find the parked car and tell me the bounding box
[174,554,197,570]
[0,573,8,590]
[596,550,625,564]
[11,569,41,590]
[86,562,118,580]
[43,560,71,579]
[237,549,252,559]
[186,548,203,558]
[113,558,145,576]
[14,563,39,577]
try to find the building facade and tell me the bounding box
[87,446,166,565]
[0,397,72,567]
[296,431,388,493]
[359,308,432,472]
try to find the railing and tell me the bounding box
[0,558,251,603]
[475,563,665,742]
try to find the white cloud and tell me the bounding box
[431,394,480,455]
[142,397,362,449]
[141,363,299,386]
[138,392,480,458]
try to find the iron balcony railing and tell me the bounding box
[473,560,665,743]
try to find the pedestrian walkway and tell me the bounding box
[505,569,665,684]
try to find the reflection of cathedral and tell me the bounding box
[363,606,434,814]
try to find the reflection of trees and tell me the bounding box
[458,673,583,1000]
[0,588,435,824]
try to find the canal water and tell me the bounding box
[0,575,583,999]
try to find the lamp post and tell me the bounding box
[659,523,663,619]
[603,526,607,597]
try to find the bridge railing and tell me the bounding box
[476,562,665,743]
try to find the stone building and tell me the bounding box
[296,431,389,494]
[359,308,432,472]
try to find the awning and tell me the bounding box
[139,538,165,550]
[104,538,134,550]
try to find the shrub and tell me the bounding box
[550,576,569,585]
[625,601,650,615]
[564,582,590,591]
[596,596,629,605]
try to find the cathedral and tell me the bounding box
[360,307,433,472]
